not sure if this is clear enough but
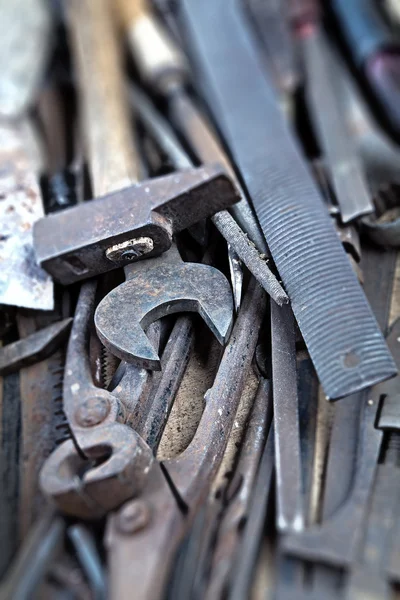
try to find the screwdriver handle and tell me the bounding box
[66,0,141,197]
[114,0,189,93]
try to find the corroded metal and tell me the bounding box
[0,319,72,376]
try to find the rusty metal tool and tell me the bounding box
[129,84,288,306]
[113,0,276,310]
[0,318,72,376]
[205,379,272,599]
[95,244,233,369]
[228,421,275,600]
[0,118,54,310]
[331,0,400,139]
[106,278,266,600]
[344,376,400,599]
[271,302,304,532]
[40,281,154,519]
[33,0,239,287]
[283,244,398,568]
[179,0,397,400]
[290,0,374,223]
[36,0,236,370]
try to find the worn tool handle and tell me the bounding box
[66,0,140,196]
[114,0,188,93]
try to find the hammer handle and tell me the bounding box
[66,0,141,197]
[114,0,188,92]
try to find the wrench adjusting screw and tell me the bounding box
[105,237,154,262]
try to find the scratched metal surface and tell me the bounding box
[179,0,396,399]
[0,120,53,310]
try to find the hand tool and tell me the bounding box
[331,0,400,139]
[37,0,236,371]
[283,243,397,567]
[311,160,362,283]
[0,318,72,376]
[107,278,266,600]
[228,423,275,600]
[271,302,304,532]
[0,510,65,600]
[205,379,272,599]
[0,118,54,310]
[179,0,397,400]
[33,0,239,287]
[0,0,52,118]
[290,0,374,223]
[94,244,233,368]
[246,0,299,95]
[40,281,154,519]
[37,82,80,213]
[112,0,276,310]
[68,525,107,600]
[129,84,288,306]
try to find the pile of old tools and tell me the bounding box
[3,0,400,598]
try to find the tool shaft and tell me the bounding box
[66,0,140,195]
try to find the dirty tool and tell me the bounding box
[291,0,374,222]
[113,0,280,311]
[0,318,72,376]
[129,84,288,307]
[107,278,266,600]
[180,0,397,400]
[40,282,154,519]
[33,0,239,286]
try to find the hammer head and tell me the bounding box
[94,258,234,369]
[33,164,239,285]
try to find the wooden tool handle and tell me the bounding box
[114,0,188,92]
[66,0,141,197]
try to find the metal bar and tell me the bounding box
[179,0,397,399]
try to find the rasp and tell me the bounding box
[179,0,397,399]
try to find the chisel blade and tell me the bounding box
[179,0,397,399]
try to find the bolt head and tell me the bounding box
[74,396,110,427]
[117,500,151,534]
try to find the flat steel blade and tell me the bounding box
[180,0,397,399]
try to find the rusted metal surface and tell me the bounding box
[0,319,72,376]
[0,120,53,310]
[34,164,239,285]
[39,282,154,519]
[95,244,233,368]
[206,379,272,599]
[131,84,287,306]
[107,279,266,600]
